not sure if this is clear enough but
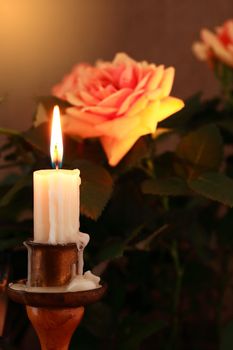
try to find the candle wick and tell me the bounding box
[54,145,59,170]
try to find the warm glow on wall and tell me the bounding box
[0,0,115,130]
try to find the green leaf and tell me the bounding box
[189,172,233,207]
[97,239,124,262]
[23,123,49,154]
[0,127,21,137]
[0,175,32,207]
[221,320,233,350]
[117,137,149,171]
[33,103,49,127]
[175,124,223,179]
[23,122,83,162]
[33,97,71,127]
[72,160,113,220]
[120,320,166,350]
[142,177,190,196]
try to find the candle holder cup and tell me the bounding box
[7,240,107,350]
[24,240,78,287]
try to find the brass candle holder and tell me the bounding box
[7,240,107,350]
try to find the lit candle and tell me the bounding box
[10,105,101,292]
[33,106,81,244]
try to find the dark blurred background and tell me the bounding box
[0,0,232,131]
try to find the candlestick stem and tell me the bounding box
[26,306,84,350]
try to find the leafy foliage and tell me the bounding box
[189,172,233,207]
[175,124,223,179]
[72,159,113,220]
[142,177,191,196]
[2,82,233,350]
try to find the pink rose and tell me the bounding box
[192,20,233,68]
[52,53,184,166]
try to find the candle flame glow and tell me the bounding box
[50,105,63,169]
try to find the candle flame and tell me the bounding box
[50,105,63,169]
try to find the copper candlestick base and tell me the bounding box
[27,306,85,350]
[7,240,107,350]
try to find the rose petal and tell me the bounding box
[62,115,103,138]
[99,66,115,81]
[217,20,233,46]
[79,90,100,106]
[145,88,163,102]
[66,107,107,124]
[138,100,160,133]
[228,44,233,55]
[119,65,137,88]
[99,88,132,108]
[100,131,141,166]
[113,52,136,66]
[154,97,184,123]
[52,64,90,98]
[192,42,209,61]
[137,97,184,134]
[117,90,144,115]
[227,21,233,41]
[147,65,164,91]
[65,92,85,107]
[134,63,143,83]
[83,105,117,117]
[95,113,140,139]
[100,96,185,166]
[135,72,152,91]
[127,95,148,117]
[90,84,116,101]
[158,67,175,98]
[201,29,233,67]
[52,74,76,98]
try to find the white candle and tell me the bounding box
[33,105,82,244]
[33,169,81,244]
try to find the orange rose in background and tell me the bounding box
[52,53,184,166]
[192,20,233,68]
